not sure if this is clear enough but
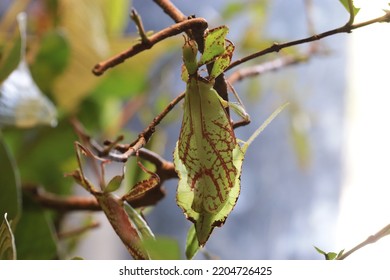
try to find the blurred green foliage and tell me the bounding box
[0,0,317,259]
[0,0,166,259]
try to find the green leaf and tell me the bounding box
[14,196,58,259]
[142,237,181,260]
[103,0,131,35]
[30,30,70,93]
[339,0,360,17]
[104,173,124,193]
[314,246,339,260]
[0,133,21,221]
[123,202,155,240]
[0,213,17,260]
[185,225,199,260]
[336,249,345,259]
[10,121,76,195]
[314,246,326,255]
[199,26,229,66]
[326,252,337,260]
[209,41,235,79]
[0,26,21,84]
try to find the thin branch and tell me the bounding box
[25,186,101,211]
[152,0,187,23]
[57,221,100,239]
[71,91,184,164]
[130,8,150,45]
[107,92,185,162]
[92,18,207,76]
[137,148,177,181]
[337,224,390,260]
[228,54,309,84]
[226,10,390,72]
[152,0,206,53]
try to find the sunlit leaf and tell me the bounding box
[103,0,131,35]
[314,246,339,260]
[0,213,17,260]
[339,0,360,17]
[53,0,111,111]
[199,26,229,66]
[210,41,234,79]
[0,133,21,221]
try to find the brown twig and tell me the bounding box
[152,0,205,53]
[226,10,390,72]
[57,221,100,239]
[107,92,185,162]
[227,0,322,85]
[25,186,101,211]
[92,18,207,76]
[152,0,187,23]
[130,8,150,45]
[228,54,310,84]
[137,148,177,181]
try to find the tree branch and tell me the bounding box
[152,0,187,23]
[228,53,310,84]
[107,92,185,162]
[226,10,390,72]
[92,18,207,76]
[25,186,101,211]
[337,224,390,260]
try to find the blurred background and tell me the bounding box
[0,0,389,259]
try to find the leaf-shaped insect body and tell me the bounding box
[175,28,245,246]
[176,77,240,214]
[175,27,287,251]
[0,12,57,128]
